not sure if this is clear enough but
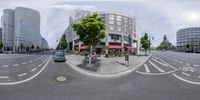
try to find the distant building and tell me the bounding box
[160,35,172,47]
[177,27,200,52]
[0,27,2,42]
[65,10,138,55]
[1,7,45,52]
[42,37,49,49]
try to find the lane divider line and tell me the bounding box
[178,61,183,64]
[151,58,168,66]
[144,64,150,73]
[22,62,27,65]
[148,60,165,73]
[186,63,190,65]
[13,64,19,67]
[181,72,191,76]
[2,65,9,67]
[38,64,42,67]
[0,56,52,85]
[31,68,37,72]
[0,76,9,79]
[18,73,27,77]
[173,73,200,85]
[136,70,176,75]
[194,65,200,67]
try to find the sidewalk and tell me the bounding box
[65,54,150,75]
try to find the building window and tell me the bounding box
[117,22,122,25]
[117,28,121,32]
[109,21,114,24]
[109,15,115,20]
[108,26,114,30]
[117,16,122,21]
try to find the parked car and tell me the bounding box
[53,52,66,62]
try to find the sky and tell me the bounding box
[1,0,200,48]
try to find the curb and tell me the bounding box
[66,54,152,78]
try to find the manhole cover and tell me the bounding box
[54,75,70,83]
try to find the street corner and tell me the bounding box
[65,54,151,78]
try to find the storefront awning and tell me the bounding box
[124,46,132,49]
[78,46,88,49]
[109,45,123,49]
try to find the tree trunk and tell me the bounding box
[88,46,92,66]
[145,49,147,55]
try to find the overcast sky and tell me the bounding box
[1,0,200,48]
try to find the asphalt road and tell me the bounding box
[0,51,200,100]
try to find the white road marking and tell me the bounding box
[2,65,9,67]
[18,73,27,77]
[0,76,9,78]
[174,60,178,62]
[34,59,37,61]
[144,64,150,73]
[186,63,190,65]
[38,64,42,67]
[13,64,19,67]
[151,58,168,66]
[194,65,200,67]
[154,56,178,70]
[0,56,52,85]
[22,62,27,65]
[31,68,37,72]
[173,73,200,85]
[198,76,200,78]
[178,61,183,64]
[148,60,165,73]
[28,60,33,63]
[136,70,176,75]
[181,72,191,76]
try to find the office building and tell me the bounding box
[1,7,46,52]
[177,27,200,52]
[0,27,2,42]
[65,10,138,55]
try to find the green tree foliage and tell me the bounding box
[72,13,105,65]
[58,34,67,50]
[141,33,151,55]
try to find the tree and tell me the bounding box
[73,13,105,65]
[59,34,67,51]
[141,33,151,55]
[0,41,3,50]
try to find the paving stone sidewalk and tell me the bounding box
[65,54,149,74]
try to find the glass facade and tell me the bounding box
[177,27,200,52]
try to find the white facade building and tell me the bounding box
[65,10,138,55]
[1,7,45,52]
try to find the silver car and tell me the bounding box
[53,52,66,62]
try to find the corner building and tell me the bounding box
[177,27,200,53]
[1,7,42,52]
[65,10,138,56]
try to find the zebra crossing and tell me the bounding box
[136,56,177,75]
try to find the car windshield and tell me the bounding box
[1,0,200,100]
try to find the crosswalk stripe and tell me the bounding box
[148,60,165,73]
[151,58,168,66]
[144,64,150,73]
